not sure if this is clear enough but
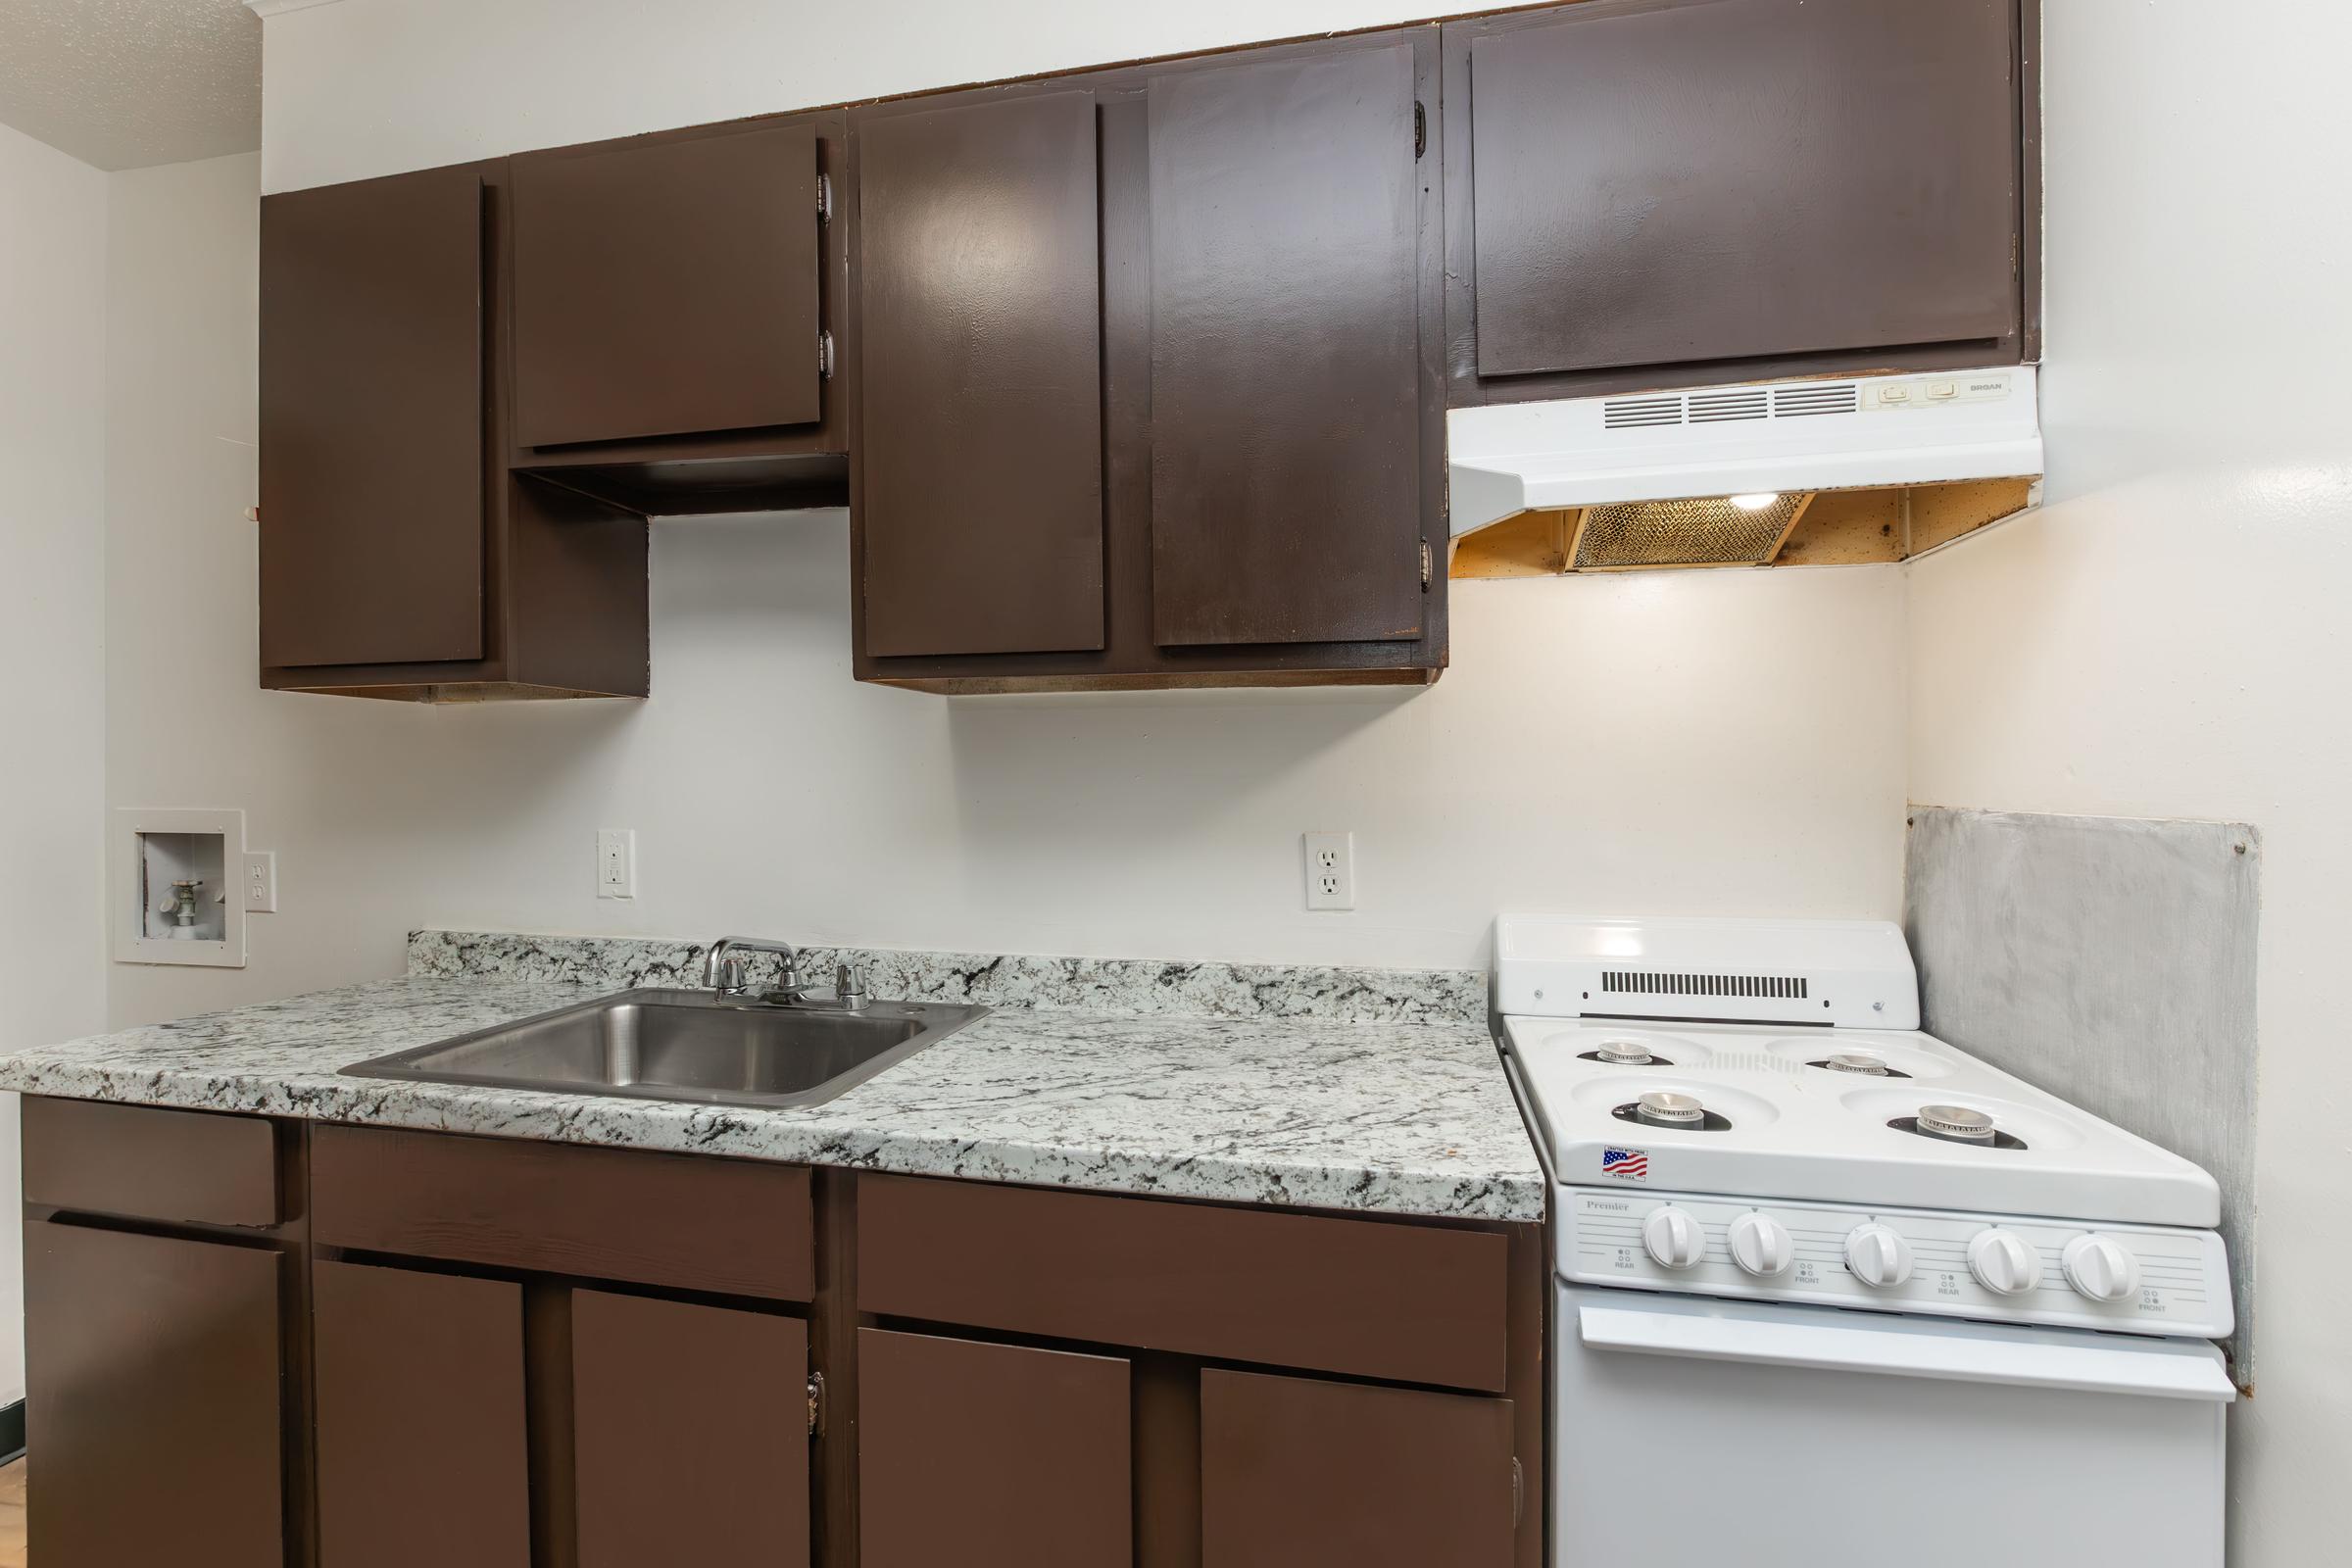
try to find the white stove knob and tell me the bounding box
[1642,1205,1707,1270]
[1967,1229,2043,1296]
[1727,1212,1793,1277]
[1844,1223,1914,1288]
[2062,1235,2141,1302]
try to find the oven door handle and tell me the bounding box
[1579,1298,2237,1401]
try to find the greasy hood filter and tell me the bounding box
[1572,492,1812,569]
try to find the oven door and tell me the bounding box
[1557,1284,2231,1568]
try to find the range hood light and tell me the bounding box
[1729,492,1782,512]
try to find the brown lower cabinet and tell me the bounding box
[24,1220,286,1568]
[313,1260,532,1568]
[859,1329,1132,1567]
[572,1290,811,1568]
[18,1102,1544,1568]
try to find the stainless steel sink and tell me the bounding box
[341,988,988,1109]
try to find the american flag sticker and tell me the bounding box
[1600,1147,1649,1180]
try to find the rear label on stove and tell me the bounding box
[1599,1147,1649,1180]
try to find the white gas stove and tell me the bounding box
[1500,914,2233,1568]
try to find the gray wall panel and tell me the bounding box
[1903,806,2258,1386]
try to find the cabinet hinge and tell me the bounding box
[1413,100,1426,160]
[807,1370,825,1437]
[818,329,836,381]
[1511,1457,1524,1527]
[816,172,833,225]
[1420,537,1434,590]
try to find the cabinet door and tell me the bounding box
[24,1222,284,1568]
[514,124,822,447]
[1200,1369,1517,1568]
[856,93,1104,658]
[314,1260,530,1568]
[260,165,485,667]
[572,1290,809,1568]
[1147,43,1426,648]
[858,1328,1130,1568]
[1465,0,2020,379]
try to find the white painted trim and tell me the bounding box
[244,0,352,17]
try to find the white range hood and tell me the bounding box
[1447,366,2043,537]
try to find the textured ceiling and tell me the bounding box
[0,0,262,171]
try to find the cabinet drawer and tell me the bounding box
[858,1175,1510,1392]
[24,1097,280,1228]
[313,1125,814,1299]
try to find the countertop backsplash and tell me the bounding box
[407,929,1490,1028]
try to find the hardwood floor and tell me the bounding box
[0,1457,24,1568]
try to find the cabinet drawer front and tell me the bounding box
[24,1222,285,1568]
[513,123,822,447]
[24,1097,280,1227]
[859,1328,1131,1568]
[858,1174,1509,1392]
[572,1291,809,1568]
[315,1260,530,1568]
[1201,1369,1517,1568]
[313,1125,814,1299]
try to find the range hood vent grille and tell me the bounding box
[1601,381,1863,432]
[1602,395,1685,430]
[1770,382,1859,417]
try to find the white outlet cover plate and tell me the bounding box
[597,828,637,899]
[1303,830,1355,911]
[242,851,277,913]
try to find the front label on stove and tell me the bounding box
[1599,1147,1649,1181]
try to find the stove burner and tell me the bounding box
[1810,1052,1910,1078]
[1636,1091,1704,1125]
[1889,1103,2030,1151]
[1582,1040,1672,1066]
[1611,1091,1736,1133]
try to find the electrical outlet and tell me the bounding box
[597,828,637,899]
[241,851,277,913]
[1303,831,1354,911]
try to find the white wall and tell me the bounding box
[0,122,110,1408]
[106,151,1909,1004]
[1905,3,2352,1560]
[259,0,1454,193]
[111,5,1912,1032]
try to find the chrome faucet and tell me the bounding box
[701,935,808,1001]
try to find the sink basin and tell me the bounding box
[342,988,988,1109]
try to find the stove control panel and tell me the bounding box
[1562,1187,2232,1337]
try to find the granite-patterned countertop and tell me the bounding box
[0,934,1543,1223]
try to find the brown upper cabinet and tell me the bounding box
[1146,42,1429,650]
[260,162,651,702]
[260,165,487,670]
[1444,0,2031,403]
[511,124,826,448]
[855,92,1105,660]
[255,1,2033,701]
[851,29,1446,693]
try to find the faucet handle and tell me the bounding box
[715,956,750,996]
[836,962,869,1009]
